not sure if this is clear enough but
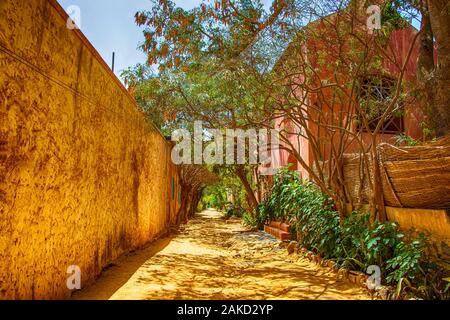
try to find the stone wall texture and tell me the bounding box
[0,0,180,299]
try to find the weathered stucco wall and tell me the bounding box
[0,0,180,299]
[344,205,450,270]
[386,207,450,271]
[386,208,450,241]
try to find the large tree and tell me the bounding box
[410,0,450,136]
[127,0,448,221]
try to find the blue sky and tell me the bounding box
[57,1,272,81]
[57,0,203,80]
[57,1,420,84]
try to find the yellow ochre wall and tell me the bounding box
[0,0,180,299]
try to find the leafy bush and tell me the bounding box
[242,211,258,228]
[243,204,271,229]
[334,214,405,271]
[254,200,274,227]
[257,168,448,299]
[395,133,418,146]
[385,234,426,285]
[225,204,245,218]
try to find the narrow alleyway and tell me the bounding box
[72,210,371,300]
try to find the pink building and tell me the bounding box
[262,13,427,181]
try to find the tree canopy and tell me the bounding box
[124,0,450,219]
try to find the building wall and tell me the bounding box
[0,0,179,299]
[265,19,449,246]
[272,24,425,176]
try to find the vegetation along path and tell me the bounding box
[73,210,371,300]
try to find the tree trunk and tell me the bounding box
[189,191,201,218]
[370,139,386,223]
[177,186,190,225]
[235,165,259,212]
[428,0,450,136]
[184,189,195,223]
[417,2,435,83]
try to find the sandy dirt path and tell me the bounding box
[72,210,371,300]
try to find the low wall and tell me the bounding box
[386,207,450,271]
[346,205,450,270]
[386,207,450,242]
[346,205,450,241]
[0,0,180,299]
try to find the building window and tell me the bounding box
[357,75,404,134]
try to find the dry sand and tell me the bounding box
[72,210,371,300]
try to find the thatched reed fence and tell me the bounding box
[343,137,450,209]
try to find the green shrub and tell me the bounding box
[256,168,446,299]
[242,205,270,230]
[395,133,418,146]
[385,234,426,293]
[254,200,274,227]
[334,214,405,271]
[242,211,258,228]
[225,204,245,218]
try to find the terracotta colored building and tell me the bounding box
[263,8,427,180]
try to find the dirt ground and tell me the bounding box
[72,210,371,300]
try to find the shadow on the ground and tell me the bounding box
[73,210,371,300]
[71,236,173,300]
[132,252,357,300]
